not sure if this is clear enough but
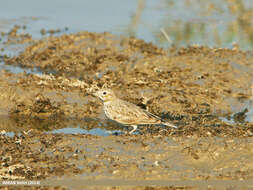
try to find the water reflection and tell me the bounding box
[155,0,253,49]
[0,115,124,136]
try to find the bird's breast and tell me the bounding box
[103,103,114,120]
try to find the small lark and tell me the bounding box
[94,89,177,134]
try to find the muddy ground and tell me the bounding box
[0,26,253,189]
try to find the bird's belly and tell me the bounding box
[104,105,128,124]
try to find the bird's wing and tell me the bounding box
[142,109,162,120]
[111,99,161,125]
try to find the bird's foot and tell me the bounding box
[128,125,138,134]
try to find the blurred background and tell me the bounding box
[0,0,253,50]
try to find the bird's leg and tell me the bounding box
[129,125,138,134]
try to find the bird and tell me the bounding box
[94,89,177,134]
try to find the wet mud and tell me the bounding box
[0,27,253,189]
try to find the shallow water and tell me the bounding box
[50,127,121,136]
[1,0,253,49]
[0,61,42,74]
[0,114,125,136]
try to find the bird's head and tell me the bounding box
[94,89,116,102]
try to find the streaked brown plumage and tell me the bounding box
[94,89,177,134]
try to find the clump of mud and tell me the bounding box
[4,31,164,78]
[1,24,33,45]
[10,93,63,119]
[2,31,253,137]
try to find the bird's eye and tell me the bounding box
[103,91,107,95]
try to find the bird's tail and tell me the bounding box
[162,122,178,128]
